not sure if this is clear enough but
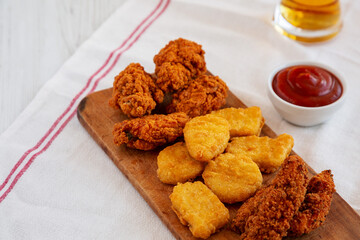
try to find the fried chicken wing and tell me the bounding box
[232,155,308,240]
[112,112,189,150]
[166,75,228,118]
[154,38,206,92]
[155,62,192,92]
[109,63,164,118]
[288,170,335,237]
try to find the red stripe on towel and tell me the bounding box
[0,0,170,203]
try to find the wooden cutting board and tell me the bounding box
[77,87,360,240]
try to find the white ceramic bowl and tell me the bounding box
[267,61,346,127]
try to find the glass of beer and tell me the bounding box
[273,0,342,42]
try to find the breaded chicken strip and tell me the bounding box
[288,170,335,236]
[112,112,189,150]
[154,38,206,92]
[167,75,228,118]
[230,187,272,234]
[232,155,308,240]
[109,63,164,118]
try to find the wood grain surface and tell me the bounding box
[0,0,126,134]
[77,87,360,240]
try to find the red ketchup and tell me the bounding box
[272,65,343,107]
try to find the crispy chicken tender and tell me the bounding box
[157,142,205,184]
[211,107,265,137]
[167,75,228,118]
[231,155,308,240]
[112,112,189,150]
[226,134,294,173]
[109,63,164,118]
[154,38,206,92]
[231,187,272,234]
[202,153,262,204]
[170,181,229,239]
[288,170,335,237]
[184,115,230,162]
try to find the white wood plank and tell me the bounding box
[0,0,127,134]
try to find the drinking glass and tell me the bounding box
[273,0,342,42]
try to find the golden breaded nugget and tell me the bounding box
[157,142,205,184]
[203,153,262,204]
[170,181,229,239]
[211,107,264,137]
[226,134,294,173]
[184,115,230,162]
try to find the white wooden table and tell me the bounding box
[0,0,127,134]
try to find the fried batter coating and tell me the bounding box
[112,112,189,150]
[211,107,264,137]
[184,115,230,162]
[170,181,229,239]
[157,142,205,184]
[109,63,164,118]
[231,187,272,234]
[288,170,335,237]
[231,155,308,240]
[226,134,294,173]
[154,38,206,92]
[155,62,192,92]
[166,75,228,118]
[202,153,262,204]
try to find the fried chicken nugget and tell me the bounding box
[157,142,205,184]
[166,75,228,118]
[154,38,206,92]
[226,134,294,173]
[202,153,262,204]
[109,63,164,118]
[231,155,308,240]
[184,115,230,162]
[170,181,229,239]
[112,112,189,150]
[211,107,265,137]
[288,170,335,237]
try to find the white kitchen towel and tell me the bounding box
[1,0,359,239]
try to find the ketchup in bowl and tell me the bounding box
[272,65,343,107]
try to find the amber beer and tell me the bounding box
[280,0,341,30]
